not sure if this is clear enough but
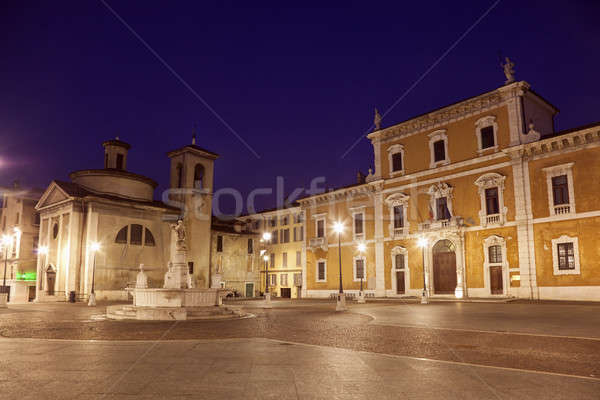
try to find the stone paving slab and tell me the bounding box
[1,337,599,400]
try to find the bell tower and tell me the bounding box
[166,136,219,288]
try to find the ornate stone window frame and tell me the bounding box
[475,115,499,154]
[387,143,405,177]
[551,235,581,276]
[391,246,409,295]
[542,163,576,216]
[350,205,366,241]
[353,254,367,282]
[385,192,409,238]
[428,129,450,169]
[312,213,327,238]
[316,258,327,282]
[474,173,507,227]
[482,235,509,296]
[427,183,454,221]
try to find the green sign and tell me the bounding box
[16,272,36,281]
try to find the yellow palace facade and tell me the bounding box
[297,80,600,301]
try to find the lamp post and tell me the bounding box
[1,234,11,303]
[418,237,429,304]
[261,231,272,308]
[333,221,346,311]
[37,245,48,300]
[356,242,366,303]
[87,241,100,307]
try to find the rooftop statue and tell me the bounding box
[502,57,515,84]
[374,108,382,131]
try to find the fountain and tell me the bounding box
[107,220,247,320]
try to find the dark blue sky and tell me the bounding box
[1,1,599,213]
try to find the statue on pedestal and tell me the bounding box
[170,219,187,251]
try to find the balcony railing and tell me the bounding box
[554,205,571,215]
[309,237,327,251]
[486,214,500,225]
[418,216,463,232]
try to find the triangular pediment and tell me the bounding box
[36,182,71,210]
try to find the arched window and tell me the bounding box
[144,228,155,246]
[115,226,128,244]
[194,163,204,189]
[115,224,156,247]
[176,163,183,188]
[433,239,455,253]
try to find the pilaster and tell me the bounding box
[373,190,385,297]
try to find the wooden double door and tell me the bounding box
[433,252,457,294]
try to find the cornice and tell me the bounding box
[368,81,530,143]
[297,182,381,206]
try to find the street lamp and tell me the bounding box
[88,241,101,306]
[1,234,11,302]
[261,231,272,308]
[356,242,366,304]
[418,237,429,304]
[333,221,346,311]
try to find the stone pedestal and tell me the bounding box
[164,250,190,289]
[211,273,223,289]
[357,291,366,304]
[0,293,7,308]
[335,293,347,312]
[262,292,272,309]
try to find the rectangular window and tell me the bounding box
[281,215,289,226]
[294,273,302,286]
[299,226,304,241]
[557,243,575,270]
[392,152,403,172]
[33,213,40,226]
[296,251,301,266]
[282,252,288,267]
[270,274,277,286]
[433,140,446,162]
[355,259,365,280]
[395,254,405,270]
[270,217,276,227]
[480,126,495,149]
[281,274,288,286]
[216,235,223,252]
[270,253,275,268]
[354,213,364,235]
[282,229,290,243]
[252,220,261,231]
[294,213,303,224]
[188,262,194,274]
[485,187,499,215]
[488,245,502,263]
[552,175,569,205]
[316,219,324,238]
[436,197,450,220]
[130,224,143,245]
[393,205,404,229]
[271,230,278,244]
[247,238,253,254]
[317,261,326,281]
[16,212,20,225]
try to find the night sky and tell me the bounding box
[1,1,599,214]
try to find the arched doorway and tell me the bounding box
[46,266,56,296]
[432,240,457,294]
